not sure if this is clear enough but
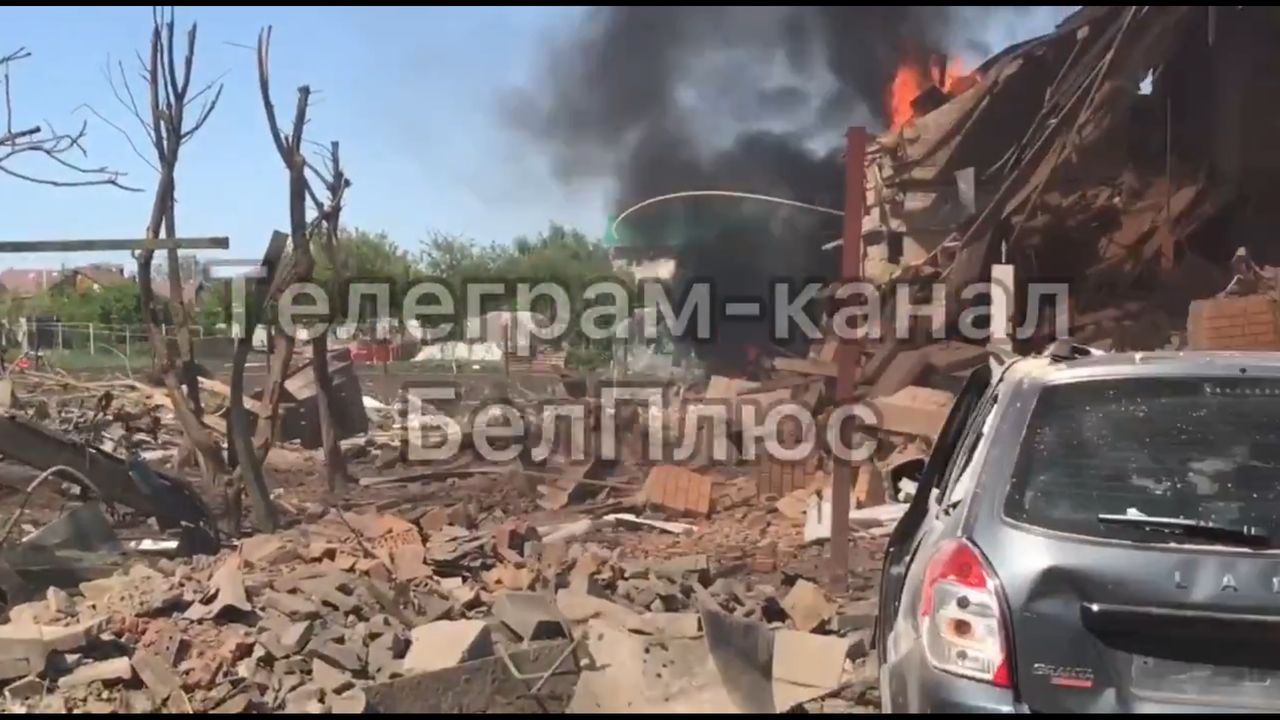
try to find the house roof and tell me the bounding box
[68,265,129,288]
[0,269,63,296]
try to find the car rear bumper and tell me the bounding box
[882,644,1021,713]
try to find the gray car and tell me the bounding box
[878,345,1280,712]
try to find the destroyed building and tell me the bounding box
[872,5,1280,352]
[625,6,1280,372]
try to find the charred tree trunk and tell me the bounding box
[311,332,351,491]
[253,329,296,463]
[253,28,315,473]
[308,141,353,493]
[228,230,289,533]
[126,10,272,533]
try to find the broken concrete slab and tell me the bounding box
[831,599,878,634]
[781,580,836,632]
[556,589,639,627]
[46,586,74,617]
[864,385,955,439]
[0,617,103,680]
[492,591,570,642]
[297,575,360,614]
[260,591,322,620]
[652,554,710,582]
[404,620,493,674]
[367,639,576,713]
[571,619,738,712]
[183,555,252,621]
[131,651,182,700]
[306,638,364,674]
[311,657,355,694]
[57,656,133,689]
[3,675,45,703]
[772,631,851,711]
[367,632,408,680]
[329,687,367,714]
[279,621,314,655]
[772,630,850,689]
[624,613,703,639]
[283,683,326,714]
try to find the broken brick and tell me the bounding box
[418,507,449,534]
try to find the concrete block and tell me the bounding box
[404,620,493,674]
[261,591,322,620]
[279,621,314,655]
[781,580,836,632]
[865,385,954,439]
[311,657,355,694]
[132,651,182,699]
[772,630,849,689]
[57,656,133,689]
[492,592,569,642]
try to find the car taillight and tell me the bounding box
[920,538,1012,688]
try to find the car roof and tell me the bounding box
[1001,350,1280,387]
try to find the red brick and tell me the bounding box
[643,465,714,517]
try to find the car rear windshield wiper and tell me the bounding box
[1097,514,1272,549]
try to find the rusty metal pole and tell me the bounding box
[830,126,867,595]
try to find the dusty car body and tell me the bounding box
[878,348,1280,712]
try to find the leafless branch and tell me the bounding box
[0,162,135,190]
[76,103,160,172]
[0,49,137,189]
[107,59,157,147]
[185,70,227,107]
[257,27,289,160]
[0,126,39,145]
[180,84,223,141]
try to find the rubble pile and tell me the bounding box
[0,463,894,713]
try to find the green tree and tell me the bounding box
[315,228,418,319]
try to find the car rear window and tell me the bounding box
[1004,376,1280,542]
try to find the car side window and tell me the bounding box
[917,364,992,497]
[937,389,998,506]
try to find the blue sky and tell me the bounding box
[1,6,1072,270]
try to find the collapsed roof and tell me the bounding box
[869,6,1280,349]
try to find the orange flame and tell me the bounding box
[887,56,975,132]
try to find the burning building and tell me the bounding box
[524,6,1280,371]
[874,6,1280,351]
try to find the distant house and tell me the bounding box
[0,269,64,299]
[56,263,130,294]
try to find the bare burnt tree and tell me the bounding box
[99,8,271,533]
[304,141,354,492]
[252,27,314,466]
[1,49,135,188]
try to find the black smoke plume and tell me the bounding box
[509,6,1043,372]
[513,6,1028,217]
